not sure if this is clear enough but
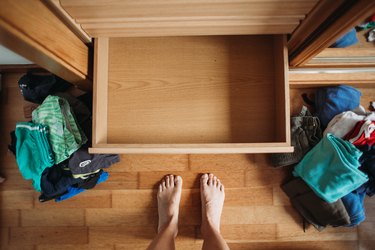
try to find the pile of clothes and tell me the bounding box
[9,73,120,202]
[271,85,375,231]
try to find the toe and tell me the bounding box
[175,175,183,188]
[162,180,166,190]
[208,173,214,185]
[170,175,175,187]
[213,176,217,186]
[158,184,163,193]
[165,176,170,187]
[201,174,208,187]
[217,179,221,188]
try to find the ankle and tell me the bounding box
[202,219,220,236]
[159,216,179,236]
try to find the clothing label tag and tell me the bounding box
[79,160,91,168]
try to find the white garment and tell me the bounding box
[324,109,375,138]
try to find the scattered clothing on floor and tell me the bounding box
[315,85,361,128]
[15,122,55,191]
[18,73,72,104]
[56,171,109,202]
[324,110,375,138]
[293,134,368,203]
[270,106,322,167]
[344,120,375,147]
[68,147,120,175]
[282,178,351,231]
[39,162,83,201]
[32,95,87,164]
[330,28,358,48]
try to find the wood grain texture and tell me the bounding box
[59,0,318,37]
[303,47,375,68]
[2,73,372,249]
[0,0,91,88]
[92,37,108,145]
[106,35,286,144]
[289,71,375,87]
[43,0,92,43]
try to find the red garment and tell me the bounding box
[344,120,375,146]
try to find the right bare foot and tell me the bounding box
[157,175,183,235]
[200,173,225,237]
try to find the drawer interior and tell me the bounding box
[92,35,291,153]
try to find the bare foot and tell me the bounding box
[157,175,183,235]
[200,173,225,236]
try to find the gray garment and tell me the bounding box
[270,106,322,167]
[282,178,351,231]
[68,148,120,175]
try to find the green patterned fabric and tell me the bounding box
[32,95,87,164]
[15,122,55,191]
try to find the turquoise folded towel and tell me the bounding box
[293,134,368,203]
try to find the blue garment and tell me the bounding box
[341,186,366,227]
[315,85,361,128]
[40,163,83,201]
[330,28,358,48]
[293,134,368,203]
[55,171,109,202]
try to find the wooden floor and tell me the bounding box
[1,73,374,249]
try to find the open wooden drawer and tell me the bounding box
[89,35,293,154]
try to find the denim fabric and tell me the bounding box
[341,186,366,227]
[330,28,358,48]
[315,85,361,128]
[270,106,322,167]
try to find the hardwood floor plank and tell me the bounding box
[94,172,138,190]
[224,187,273,206]
[358,222,375,240]
[0,209,20,227]
[0,190,34,209]
[86,208,158,226]
[222,224,277,241]
[89,226,196,244]
[227,241,359,250]
[1,227,9,247]
[0,169,34,191]
[33,190,111,208]
[189,154,257,171]
[245,167,291,187]
[277,223,358,241]
[110,154,189,172]
[9,226,88,245]
[36,244,114,250]
[112,189,194,208]
[359,240,375,250]
[21,209,85,226]
[222,206,300,225]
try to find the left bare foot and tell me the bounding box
[157,175,183,235]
